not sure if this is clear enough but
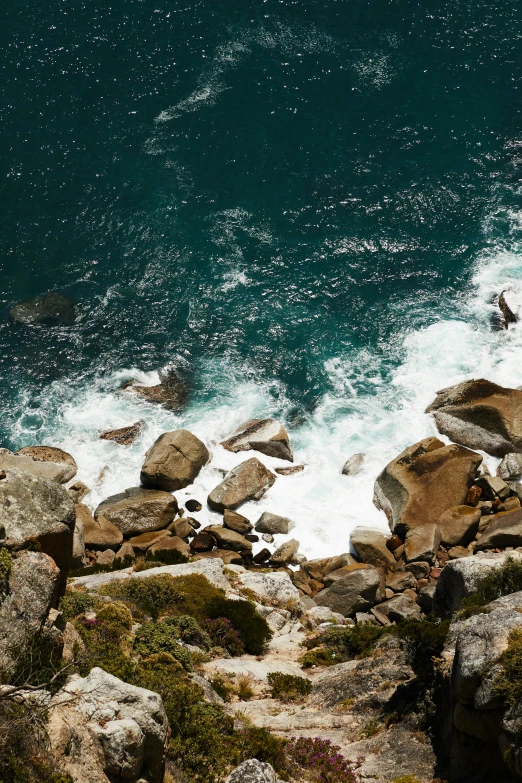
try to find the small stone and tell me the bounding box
[255,512,295,536]
[475,475,510,500]
[262,533,274,544]
[96,549,116,567]
[245,534,259,543]
[466,485,482,506]
[187,517,201,530]
[342,453,365,476]
[386,534,403,552]
[405,561,431,579]
[355,612,377,625]
[114,542,135,562]
[253,548,271,564]
[417,585,436,614]
[185,499,202,512]
[190,532,215,552]
[275,465,305,476]
[223,509,253,534]
[384,588,395,600]
[386,570,416,592]
[168,518,192,540]
[477,500,494,515]
[393,545,405,561]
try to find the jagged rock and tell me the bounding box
[405,561,431,579]
[376,593,422,621]
[140,430,209,491]
[497,453,522,481]
[499,290,519,328]
[0,551,60,675]
[204,525,252,553]
[0,448,76,484]
[221,419,293,462]
[476,475,510,500]
[69,558,230,591]
[48,667,168,783]
[341,453,365,476]
[373,437,481,536]
[404,524,441,565]
[207,458,276,512]
[10,291,75,325]
[71,513,86,569]
[223,509,253,534]
[426,379,522,457]
[254,512,294,535]
[275,465,304,475]
[122,369,189,412]
[433,550,522,617]
[79,504,123,550]
[68,480,90,504]
[167,517,192,540]
[474,508,522,551]
[0,469,75,587]
[315,565,384,617]
[95,488,178,536]
[99,421,144,446]
[238,571,300,604]
[128,530,171,552]
[148,535,191,558]
[226,759,279,783]
[269,538,299,564]
[437,505,481,547]
[350,526,395,571]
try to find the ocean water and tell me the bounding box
[2,0,522,557]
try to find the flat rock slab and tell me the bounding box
[221,418,293,462]
[238,571,300,604]
[205,655,308,682]
[128,529,171,552]
[208,458,276,512]
[95,487,178,536]
[0,449,76,484]
[140,429,209,491]
[69,557,230,591]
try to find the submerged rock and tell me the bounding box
[10,291,76,326]
[426,378,522,457]
[140,429,209,491]
[99,421,144,446]
[499,290,519,329]
[341,452,365,476]
[207,458,276,512]
[95,487,178,537]
[221,418,293,462]
[122,367,189,412]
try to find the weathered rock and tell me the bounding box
[417,584,436,613]
[497,452,522,481]
[0,449,76,484]
[341,453,365,476]
[508,481,522,502]
[306,605,345,625]
[205,525,252,553]
[254,512,294,535]
[48,667,168,783]
[207,458,276,512]
[269,538,299,564]
[498,496,521,513]
[302,554,355,581]
[386,570,416,592]
[426,379,522,457]
[185,499,202,512]
[99,421,144,446]
[114,542,135,562]
[122,370,189,412]
[314,565,384,617]
[0,551,60,674]
[194,549,244,565]
[17,445,77,481]
[275,465,304,476]
[96,549,116,567]
[474,508,522,551]
[128,530,171,552]
[226,759,279,783]
[373,437,482,536]
[221,418,293,462]
[0,469,75,586]
[323,563,373,586]
[70,558,230,591]
[437,505,481,547]
[448,546,472,559]
[405,560,431,579]
[167,517,192,540]
[190,532,215,552]
[10,291,75,325]
[148,536,191,559]
[71,513,86,569]
[404,524,441,565]
[223,509,253,534]
[350,526,395,571]
[377,593,421,621]
[433,550,522,617]
[95,488,178,536]
[79,504,123,550]
[141,430,209,492]
[238,571,300,604]
[476,475,510,500]
[68,480,90,504]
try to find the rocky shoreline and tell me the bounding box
[5,378,522,781]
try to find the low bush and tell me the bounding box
[200,617,245,656]
[0,548,12,598]
[473,558,522,604]
[236,674,255,701]
[267,672,312,702]
[96,601,133,630]
[133,620,194,671]
[305,623,390,661]
[58,590,97,621]
[144,548,189,566]
[300,646,338,669]
[209,672,235,702]
[75,613,136,682]
[100,574,185,619]
[395,616,450,679]
[286,736,359,783]
[494,627,522,706]
[206,598,272,655]
[232,726,288,776]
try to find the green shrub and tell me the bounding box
[199,617,245,656]
[395,616,450,679]
[209,672,235,702]
[494,627,522,706]
[144,548,189,566]
[360,719,382,739]
[232,726,289,777]
[101,574,185,620]
[456,593,491,620]
[134,620,194,671]
[300,647,338,669]
[167,615,212,648]
[0,548,12,598]
[473,558,522,604]
[267,672,312,702]
[206,598,272,655]
[305,623,390,661]
[96,601,133,630]
[75,613,136,682]
[58,590,97,621]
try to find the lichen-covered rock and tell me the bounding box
[426,378,522,457]
[16,445,77,482]
[269,538,299,564]
[314,565,384,617]
[141,430,209,491]
[238,570,300,604]
[0,550,60,674]
[48,667,168,783]
[10,291,75,325]
[95,487,178,536]
[350,526,395,571]
[0,448,76,484]
[373,437,482,536]
[208,458,276,512]
[226,759,279,783]
[221,418,293,462]
[498,453,522,481]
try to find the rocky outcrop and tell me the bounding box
[314,564,384,617]
[426,379,522,457]
[255,512,294,535]
[94,487,178,536]
[69,557,230,591]
[373,437,482,536]
[48,667,168,783]
[79,504,123,550]
[499,290,519,329]
[10,292,76,325]
[16,446,77,481]
[0,550,60,674]
[226,759,279,783]
[140,430,209,491]
[221,419,293,462]
[350,526,395,571]
[207,458,276,512]
[0,448,76,484]
[0,469,75,587]
[99,421,144,446]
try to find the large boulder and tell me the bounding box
[0,469,75,587]
[10,291,75,325]
[226,759,279,783]
[474,508,522,551]
[69,557,230,591]
[207,458,276,512]
[221,419,293,462]
[437,505,481,547]
[78,504,123,550]
[314,565,384,617]
[433,550,522,617]
[140,430,209,491]
[48,667,168,783]
[0,448,76,484]
[426,379,522,457]
[94,488,178,537]
[0,550,60,674]
[350,526,395,571]
[237,571,300,604]
[373,437,482,536]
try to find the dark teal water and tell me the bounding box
[1,0,522,445]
